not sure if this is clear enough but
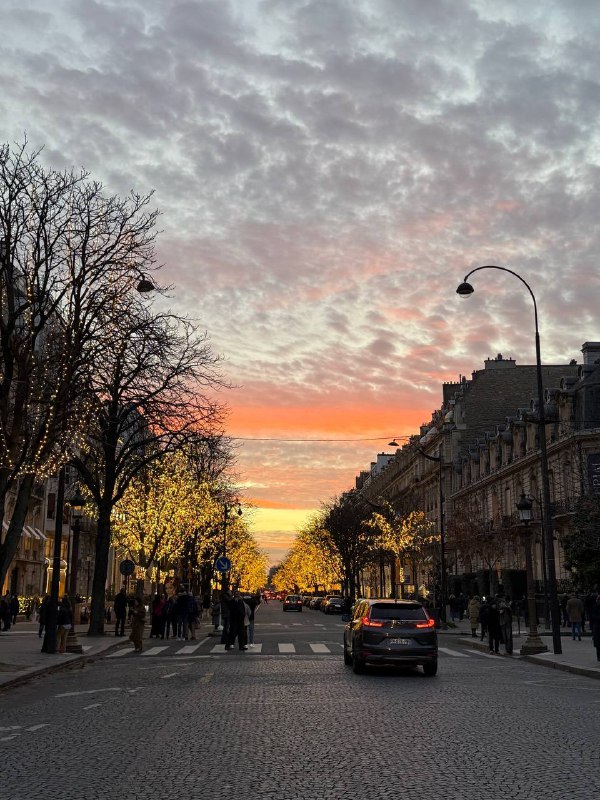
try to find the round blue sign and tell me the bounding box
[215,556,231,573]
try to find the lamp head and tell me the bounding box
[68,488,86,517]
[388,440,399,447]
[456,280,474,297]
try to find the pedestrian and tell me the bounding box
[467,594,481,638]
[210,594,221,630]
[113,587,127,637]
[56,596,73,654]
[129,596,146,652]
[245,593,260,647]
[584,589,598,634]
[10,593,19,625]
[591,595,600,662]
[560,593,569,627]
[0,592,11,631]
[220,589,232,644]
[188,592,199,640]
[150,593,165,638]
[479,597,490,641]
[566,592,584,641]
[449,593,458,622]
[175,588,190,641]
[226,590,248,651]
[38,594,50,637]
[30,594,40,623]
[497,592,513,655]
[487,597,502,654]
[164,595,176,639]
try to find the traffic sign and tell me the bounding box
[214,556,231,573]
[119,559,135,576]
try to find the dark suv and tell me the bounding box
[343,599,438,676]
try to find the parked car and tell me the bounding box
[343,599,438,676]
[309,596,324,610]
[321,596,344,614]
[283,594,303,612]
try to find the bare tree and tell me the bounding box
[0,140,160,587]
[71,306,227,635]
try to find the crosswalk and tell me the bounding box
[105,639,502,660]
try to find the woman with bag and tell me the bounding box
[56,596,73,654]
[129,597,146,652]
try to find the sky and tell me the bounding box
[3,0,600,564]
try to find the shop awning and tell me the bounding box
[1,520,47,540]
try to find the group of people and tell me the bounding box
[0,592,20,631]
[211,589,260,650]
[466,592,515,655]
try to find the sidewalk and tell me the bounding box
[440,617,600,680]
[0,619,123,692]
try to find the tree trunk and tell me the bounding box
[0,474,35,589]
[88,501,112,636]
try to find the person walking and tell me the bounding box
[498,592,513,655]
[9,593,19,625]
[150,593,165,639]
[56,596,73,654]
[164,595,176,639]
[0,592,11,631]
[566,591,584,641]
[210,594,221,631]
[467,594,481,638]
[220,590,232,644]
[486,597,502,654]
[113,588,127,637]
[479,597,490,641]
[226,590,248,651]
[246,593,260,647]
[129,597,146,652]
[175,588,190,641]
[188,592,199,640]
[591,594,600,662]
[38,594,50,638]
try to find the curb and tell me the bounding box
[520,655,600,681]
[0,637,125,694]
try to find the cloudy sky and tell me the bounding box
[3,0,600,563]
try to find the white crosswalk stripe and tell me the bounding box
[140,646,169,657]
[107,647,134,658]
[176,638,209,655]
[438,647,470,658]
[309,643,330,653]
[278,643,295,653]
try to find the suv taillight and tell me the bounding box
[361,615,384,628]
[415,618,436,629]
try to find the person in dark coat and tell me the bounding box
[163,596,175,639]
[225,590,248,651]
[0,592,11,630]
[38,594,50,638]
[590,594,600,662]
[113,588,127,637]
[150,593,165,639]
[220,590,232,644]
[486,597,502,654]
[56,596,73,654]
[478,597,490,641]
[10,593,20,625]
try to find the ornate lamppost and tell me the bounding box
[457,266,562,654]
[66,487,86,654]
[516,493,547,654]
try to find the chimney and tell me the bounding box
[484,353,516,370]
[581,342,600,365]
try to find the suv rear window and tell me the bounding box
[370,603,428,621]
[286,595,300,601]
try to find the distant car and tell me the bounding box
[343,599,438,676]
[309,596,324,610]
[321,596,344,614]
[283,594,303,612]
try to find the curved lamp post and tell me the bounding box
[457,265,562,654]
[221,501,243,591]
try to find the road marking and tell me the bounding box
[83,703,102,710]
[438,647,470,658]
[177,637,209,655]
[26,724,50,731]
[291,623,304,626]
[161,673,179,679]
[106,647,133,658]
[140,646,169,657]
[55,687,123,698]
[471,651,501,659]
[82,645,92,652]
[278,643,295,653]
[0,734,21,741]
[309,643,330,653]
[0,726,21,731]
[248,644,262,652]
[210,644,227,653]
[314,624,326,628]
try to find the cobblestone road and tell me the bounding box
[1,608,599,800]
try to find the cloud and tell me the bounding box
[2,0,600,563]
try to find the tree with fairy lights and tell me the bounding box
[0,140,161,589]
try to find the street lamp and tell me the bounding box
[416,446,448,624]
[65,487,86,654]
[516,493,548,654]
[456,265,562,655]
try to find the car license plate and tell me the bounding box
[389,638,411,645]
